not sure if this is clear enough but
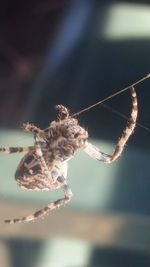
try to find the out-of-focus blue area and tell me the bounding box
[0,1,150,267]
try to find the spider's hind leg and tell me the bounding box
[4,181,73,224]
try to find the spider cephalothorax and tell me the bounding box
[0,87,137,224]
[46,105,89,155]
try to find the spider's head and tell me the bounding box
[61,116,88,148]
[54,104,88,148]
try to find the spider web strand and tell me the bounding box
[100,103,150,133]
[72,73,150,117]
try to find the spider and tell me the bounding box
[0,86,137,224]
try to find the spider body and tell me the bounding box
[1,87,138,224]
[15,125,88,191]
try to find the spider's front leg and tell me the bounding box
[0,124,43,154]
[0,146,34,154]
[84,86,138,163]
[22,122,47,140]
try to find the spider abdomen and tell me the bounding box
[15,152,64,191]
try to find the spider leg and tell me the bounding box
[4,180,73,224]
[0,146,34,154]
[22,122,46,140]
[84,142,111,163]
[84,86,138,163]
[34,140,52,179]
[22,125,51,179]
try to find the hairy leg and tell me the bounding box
[84,86,138,163]
[34,140,52,180]
[4,180,73,224]
[22,122,47,140]
[0,146,34,154]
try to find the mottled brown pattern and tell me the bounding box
[111,87,137,161]
[0,94,138,223]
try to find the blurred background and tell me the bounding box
[0,0,150,266]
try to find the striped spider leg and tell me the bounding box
[1,86,137,224]
[5,159,73,224]
[84,86,138,163]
